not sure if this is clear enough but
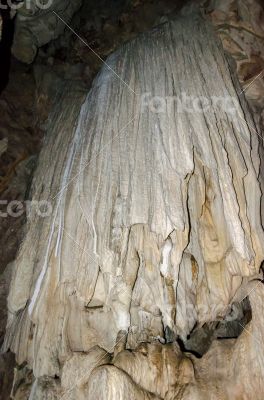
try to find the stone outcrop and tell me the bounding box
[87,280,264,399]
[11,0,82,63]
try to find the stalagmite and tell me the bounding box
[3,7,264,399]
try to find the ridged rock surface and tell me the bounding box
[4,10,264,399]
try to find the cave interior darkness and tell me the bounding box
[0,5,14,93]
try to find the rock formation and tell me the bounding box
[11,0,82,64]
[2,5,264,400]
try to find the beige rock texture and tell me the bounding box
[3,6,264,400]
[203,0,264,157]
[203,0,264,108]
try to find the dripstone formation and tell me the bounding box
[4,9,264,400]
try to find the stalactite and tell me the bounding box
[4,8,264,400]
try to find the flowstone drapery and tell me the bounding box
[4,10,264,400]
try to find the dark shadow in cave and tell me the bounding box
[177,297,252,358]
[0,3,15,94]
